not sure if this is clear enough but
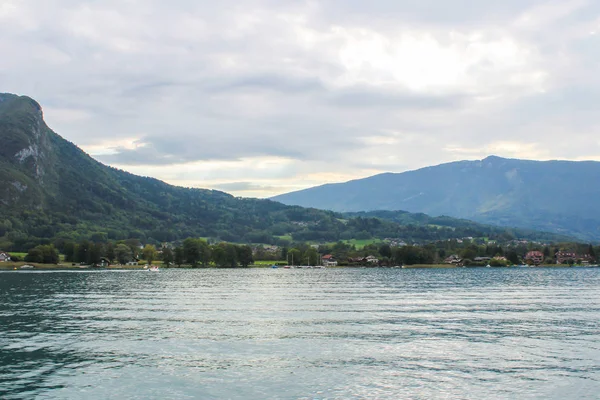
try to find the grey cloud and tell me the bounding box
[2,0,600,196]
[330,88,466,109]
[205,74,325,94]
[97,113,363,166]
[317,0,550,25]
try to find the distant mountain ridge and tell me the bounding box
[0,92,570,251]
[272,156,600,241]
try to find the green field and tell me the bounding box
[253,260,287,266]
[342,239,383,249]
[274,235,293,241]
[8,252,27,258]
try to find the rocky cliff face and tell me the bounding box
[0,94,58,208]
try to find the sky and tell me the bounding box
[2,0,600,198]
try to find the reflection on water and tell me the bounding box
[1,268,600,399]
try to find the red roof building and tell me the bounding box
[525,251,544,265]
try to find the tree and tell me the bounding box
[142,244,157,265]
[506,250,520,265]
[224,244,238,267]
[162,248,173,266]
[25,247,43,263]
[461,245,478,260]
[237,245,253,267]
[105,242,116,263]
[305,247,319,266]
[543,246,550,258]
[115,244,132,265]
[63,241,76,262]
[174,246,184,267]
[76,240,91,264]
[490,258,508,267]
[183,238,200,266]
[288,248,301,266]
[91,232,108,243]
[25,245,59,264]
[198,240,211,267]
[124,239,141,257]
[89,243,103,265]
[379,244,392,258]
[211,245,227,266]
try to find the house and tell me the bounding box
[493,256,508,262]
[321,254,338,267]
[98,257,111,267]
[444,255,462,264]
[474,257,492,263]
[525,251,544,265]
[556,251,593,265]
[126,257,140,266]
[0,252,10,262]
[365,255,379,264]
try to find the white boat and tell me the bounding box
[148,265,159,272]
[20,265,34,269]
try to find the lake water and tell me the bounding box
[1,268,600,399]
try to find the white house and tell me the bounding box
[366,255,379,264]
[321,254,338,267]
[0,252,10,262]
[126,257,140,266]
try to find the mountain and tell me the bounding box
[0,93,348,250]
[272,156,600,241]
[0,93,573,251]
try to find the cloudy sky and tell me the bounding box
[2,0,600,197]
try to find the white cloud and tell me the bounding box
[1,0,599,197]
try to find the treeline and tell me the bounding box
[20,235,599,268]
[279,240,599,266]
[23,238,255,268]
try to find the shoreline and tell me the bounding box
[1,262,596,271]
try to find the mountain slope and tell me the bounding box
[0,93,573,251]
[272,156,600,241]
[0,93,346,249]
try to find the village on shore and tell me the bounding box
[1,235,598,270]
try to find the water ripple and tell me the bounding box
[1,268,600,399]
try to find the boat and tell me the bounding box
[148,265,159,272]
[19,265,34,269]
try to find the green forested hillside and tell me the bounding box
[273,156,600,241]
[0,93,571,251]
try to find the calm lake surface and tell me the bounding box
[1,268,600,399]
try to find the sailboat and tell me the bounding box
[283,253,293,269]
[316,254,324,268]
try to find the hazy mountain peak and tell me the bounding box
[272,156,600,240]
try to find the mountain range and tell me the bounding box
[1,92,569,252]
[272,156,600,241]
